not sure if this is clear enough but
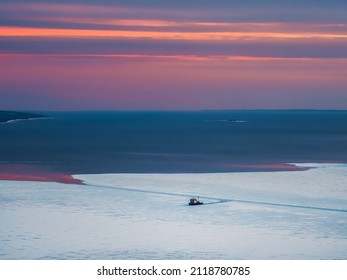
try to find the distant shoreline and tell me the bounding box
[0,110,48,124]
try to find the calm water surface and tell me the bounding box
[0,110,346,173]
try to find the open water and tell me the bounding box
[0,110,346,173]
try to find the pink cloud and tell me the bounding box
[1,53,346,110]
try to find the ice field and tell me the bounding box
[1,163,346,259]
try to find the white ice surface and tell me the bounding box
[0,163,346,259]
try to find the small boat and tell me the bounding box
[188,197,203,206]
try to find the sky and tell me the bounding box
[0,0,347,110]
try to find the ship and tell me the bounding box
[188,197,203,206]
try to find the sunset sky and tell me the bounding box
[1,0,347,110]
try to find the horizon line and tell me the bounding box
[2,109,347,113]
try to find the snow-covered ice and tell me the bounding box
[0,163,346,259]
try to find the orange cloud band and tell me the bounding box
[1,26,347,41]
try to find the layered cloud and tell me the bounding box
[1,2,347,58]
[0,1,346,110]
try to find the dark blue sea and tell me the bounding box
[0,110,346,173]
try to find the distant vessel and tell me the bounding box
[188,197,203,206]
